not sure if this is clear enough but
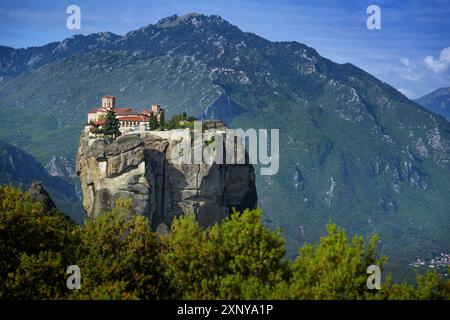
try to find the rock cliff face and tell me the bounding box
[76,130,257,228]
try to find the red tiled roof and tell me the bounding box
[88,102,163,119]
[89,107,134,114]
[118,115,149,122]
[114,108,133,114]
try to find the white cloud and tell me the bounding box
[423,46,450,74]
[398,57,421,81]
[400,58,411,67]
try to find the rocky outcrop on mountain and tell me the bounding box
[200,94,244,124]
[28,181,57,212]
[0,139,83,220]
[0,139,75,197]
[76,130,257,228]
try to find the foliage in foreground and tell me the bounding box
[0,185,449,300]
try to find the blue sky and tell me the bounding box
[1,0,449,98]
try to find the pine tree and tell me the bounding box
[102,109,120,138]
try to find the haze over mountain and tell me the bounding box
[415,87,450,122]
[0,13,449,279]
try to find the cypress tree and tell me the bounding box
[102,109,120,138]
[159,111,165,129]
[149,112,158,130]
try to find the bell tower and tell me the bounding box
[102,95,116,110]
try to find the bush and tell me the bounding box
[160,209,287,299]
[0,185,77,299]
[0,185,449,300]
[69,198,163,300]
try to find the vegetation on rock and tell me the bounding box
[92,109,121,138]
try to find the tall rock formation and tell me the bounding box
[28,181,57,213]
[76,129,257,229]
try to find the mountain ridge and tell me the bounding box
[415,87,450,122]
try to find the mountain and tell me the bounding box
[0,139,83,222]
[415,87,450,122]
[0,32,121,82]
[0,13,449,280]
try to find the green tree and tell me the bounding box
[161,209,287,299]
[0,185,77,299]
[374,270,450,300]
[1,184,449,300]
[149,112,158,130]
[4,251,68,299]
[70,281,139,300]
[102,109,121,138]
[276,223,387,300]
[70,198,162,300]
[159,111,165,129]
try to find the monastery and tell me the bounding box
[87,95,164,133]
